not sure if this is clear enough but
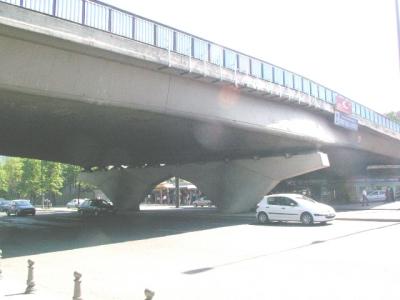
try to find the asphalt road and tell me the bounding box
[1,208,400,299]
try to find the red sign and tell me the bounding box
[335,95,352,115]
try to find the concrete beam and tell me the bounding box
[79,151,329,213]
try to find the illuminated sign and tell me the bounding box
[335,95,352,115]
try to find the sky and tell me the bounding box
[102,0,400,114]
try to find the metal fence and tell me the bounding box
[1,0,399,133]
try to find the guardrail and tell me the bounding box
[1,0,399,134]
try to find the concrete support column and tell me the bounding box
[178,151,330,212]
[80,168,174,211]
[79,152,329,213]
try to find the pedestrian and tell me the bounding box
[362,189,368,206]
[390,187,395,202]
[385,187,390,202]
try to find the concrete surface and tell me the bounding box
[0,2,399,170]
[80,151,329,212]
[1,207,400,299]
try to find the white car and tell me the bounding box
[256,193,336,225]
[66,198,87,208]
[366,190,386,202]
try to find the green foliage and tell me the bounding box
[42,161,64,197]
[1,157,23,198]
[19,159,43,200]
[62,164,82,188]
[0,166,7,197]
[0,157,86,201]
[385,111,400,123]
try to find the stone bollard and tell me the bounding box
[24,259,35,294]
[144,288,155,300]
[72,271,82,300]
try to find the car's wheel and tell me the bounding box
[321,221,327,225]
[32,211,36,216]
[6,211,10,216]
[194,203,198,208]
[257,212,269,224]
[300,212,313,225]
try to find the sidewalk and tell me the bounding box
[332,200,400,211]
[332,201,400,222]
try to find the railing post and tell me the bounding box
[189,36,194,72]
[261,63,264,79]
[81,0,86,25]
[52,0,57,16]
[153,24,157,46]
[249,58,252,76]
[108,8,112,32]
[283,70,286,87]
[173,31,177,52]
[131,16,135,40]
[207,43,211,63]
[191,37,194,58]
[19,0,24,7]
[234,53,239,86]
[167,32,171,67]
[271,66,275,84]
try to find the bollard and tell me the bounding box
[72,271,82,300]
[24,259,35,294]
[144,288,155,300]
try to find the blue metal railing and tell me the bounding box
[2,0,399,134]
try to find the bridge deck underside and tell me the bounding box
[0,89,316,167]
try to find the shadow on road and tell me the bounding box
[0,208,255,258]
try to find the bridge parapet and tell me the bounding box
[1,0,399,139]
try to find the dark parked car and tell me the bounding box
[77,199,117,216]
[0,199,11,212]
[7,200,36,216]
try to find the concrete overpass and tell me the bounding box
[1,0,400,212]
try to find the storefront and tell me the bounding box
[274,165,400,204]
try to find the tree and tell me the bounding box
[0,156,95,203]
[385,111,400,123]
[2,157,23,199]
[0,164,7,197]
[19,159,42,201]
[42,161,64,199]
[62,164,82,189]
